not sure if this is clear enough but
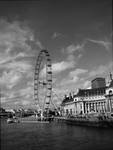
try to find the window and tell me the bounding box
[109,90,113,95]
[70,109,72,115]
[66,109,68,115]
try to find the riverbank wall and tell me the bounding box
[54,116,113,128]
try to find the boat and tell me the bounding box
[7,117,20,124]
[7,118,15,124]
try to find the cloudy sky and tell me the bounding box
[0,0,112,109]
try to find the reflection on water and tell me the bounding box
[1,119,113,150]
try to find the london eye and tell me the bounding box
[34,50,52,113]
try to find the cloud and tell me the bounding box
[1,85,34,108]
[59,68,88,87]
[0,19,41,108]
[0,59,33,89]
[0,19,34,53]
[19,86,33,97]
[36,40,44,49]
[0,19,42,65]
[69,68,88,77]
[1,85,34,107]
[82,80,91,89]
[54,62,112,96]
[2,60,32,72]
[51,43,86,76]
[78,54,83,59]
[52,60,75,73]
[52,32,64,39]
[88,62,113,78]
[65,43,85,54]
[0,52,32,65]
[87,38,112,52]
[41,58,76,77]
[0,70,22,89]
[61,42,86,63]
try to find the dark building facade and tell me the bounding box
[91,77,106,89]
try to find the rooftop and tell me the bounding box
[91,77,105,82]
[61,86,107,104]
[76,87,106,97]
[62,96,73,105]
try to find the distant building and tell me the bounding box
[61,77,113,117]
[61,93,74,116]
[91,77,106,89]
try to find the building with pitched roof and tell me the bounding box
[61,77,113,117]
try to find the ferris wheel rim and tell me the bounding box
[34,49,52,110]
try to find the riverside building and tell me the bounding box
[61,77,113,116]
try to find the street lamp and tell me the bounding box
[108,90,112,113]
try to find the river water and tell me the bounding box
[1,119,113,150]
